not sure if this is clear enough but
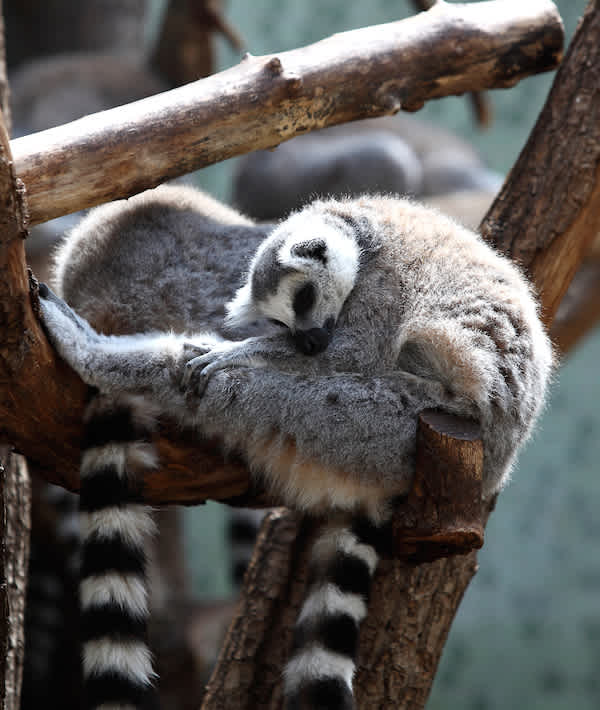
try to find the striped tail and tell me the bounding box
[284,516,391,710]
[79,393,158,710]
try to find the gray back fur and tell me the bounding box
[53,184,275,338]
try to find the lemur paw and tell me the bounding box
[181,340,265,394]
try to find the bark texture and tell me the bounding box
[0,2,29,706]
[11,0,562,226]
[480,0,600,326]
[0,452,31,710]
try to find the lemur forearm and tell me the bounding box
[190,366,475,494]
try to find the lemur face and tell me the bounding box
[225,211,360,355]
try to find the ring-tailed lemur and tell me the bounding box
[39,185,553,710]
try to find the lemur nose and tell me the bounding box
[294,327,331,355]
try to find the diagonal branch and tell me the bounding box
[11,0,562,226]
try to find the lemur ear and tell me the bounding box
[290,238,328,264]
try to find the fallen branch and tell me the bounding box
[11,0,562,226]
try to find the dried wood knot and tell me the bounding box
[265,56,284,75]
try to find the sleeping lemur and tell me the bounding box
[39,185,553,710]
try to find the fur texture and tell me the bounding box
[41,185,553,709]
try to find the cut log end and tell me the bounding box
[393,409,485,563]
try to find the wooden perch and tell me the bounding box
[393,411,484,562]
[10,0,562,227]
[203,412,485,709]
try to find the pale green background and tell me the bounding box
[164,2,598,707]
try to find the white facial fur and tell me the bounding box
[225,210,361,334]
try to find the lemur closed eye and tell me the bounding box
[224,214,361,356]
[40,185,553,710]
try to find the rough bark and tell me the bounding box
[10,0,563,226]
[0,2,29,706]
[0,452,31,710]
[479,0,600,327]
[393,411,484,562]
[203,413,484,710]
[410,0,492,127]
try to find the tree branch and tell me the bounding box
[10,0,562,227]
[409,0,493,128]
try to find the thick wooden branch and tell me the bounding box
[479,1,600,327]
[10,0,562,227]
[410,0,492,128]
[393,411,484,561]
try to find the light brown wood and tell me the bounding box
[394,410,484,561]
[11,0,562,227]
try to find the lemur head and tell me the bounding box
[225,209,361,355]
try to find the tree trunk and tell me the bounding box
[0,451,31,710]
[151,0,243,87]
[0,1,30,707]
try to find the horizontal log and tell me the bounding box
[11,0,562,227]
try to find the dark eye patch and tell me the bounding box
[293,282,316,317]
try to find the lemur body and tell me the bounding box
[42,185,553,709]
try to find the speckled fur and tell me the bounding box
[49,186,553,506]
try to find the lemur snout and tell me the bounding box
[294,326,331,355]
